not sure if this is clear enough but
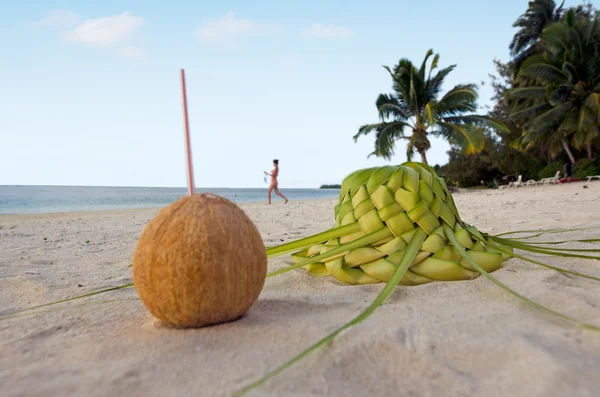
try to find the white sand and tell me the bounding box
[1,183,600,397]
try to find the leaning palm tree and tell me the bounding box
[510,0,565,78]
[507,9,600,162]
[354,49,506,164]
[510,1,595,74]
[510,0,564,57]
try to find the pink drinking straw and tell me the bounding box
[180,69,195,196]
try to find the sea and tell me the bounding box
[0,186,341,215]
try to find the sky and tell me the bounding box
[0,0,585,188]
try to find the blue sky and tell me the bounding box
[0,1,583,188]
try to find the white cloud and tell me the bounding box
[64,12,143,46]
[195,12,282,45]
[39,10,81,27]
[302,24,354,39]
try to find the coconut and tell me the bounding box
[132,193,267,328]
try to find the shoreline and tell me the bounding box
[0,188,341,217]
[0,197,339,219]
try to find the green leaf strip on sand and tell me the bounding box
[486,242,600,282]
[0,283,134,319]
[491,238,600,252]
[495,226,598,238]
[449,225,600,331]
[232,228,428,397]
[0,298,140,320]
[489,236,600,260]
[509,238,600,244]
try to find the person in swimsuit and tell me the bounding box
[564,162,573,182]
[264,159,289,205]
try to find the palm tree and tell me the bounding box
[354,49,506,165]
[510,0,565,57]
[507,9,600,162]
[510,1,594,74]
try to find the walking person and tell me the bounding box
[264,159,289,205]
[564,162,573,182]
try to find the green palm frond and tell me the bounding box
[419,49,434,83]
[572,95,600,148]
[439,84,478,106]
[571,125,587,149]
[568,28,584,59]
[585,12,600,41]
[424,103,435,126]
[408,66,420,114]
[510,32,539,56]
[507,87,547,100]
[429,53,440,76]
[561,62,579,83]
[375,94,410,121]
[442,115,509,133]
[542,21,571,53]
[382,65,394,79]
[519,63,568,83]
[354,123,382,142]
[435,85,479,117]
[516,52,549,74]
[355,122,411,160]
[548,84,573,106]
[522,103,571,144]
[425,65,456,103]
[389,60,415,106]
[405,135,417,161]
[558,108,579,130]
[583,92,600,124]
[509,102,552,122]
[438,122,485,155]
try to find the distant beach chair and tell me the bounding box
[587,175,600,182]
[540,171,561,185]
[525,179,538,186]
[509,175,524,187]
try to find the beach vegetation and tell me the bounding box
[319,184,341,189]
[507,7,600,164]
[433,2,599,187]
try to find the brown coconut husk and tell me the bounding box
[132,193,267,328]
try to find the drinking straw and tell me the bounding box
[180,69,195,196]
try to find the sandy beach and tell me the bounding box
[1,183,600,397]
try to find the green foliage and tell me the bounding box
[436,58,548,188]
[438,132,547,187]
[507,4,600,162]
[574,156,600,179]
[319,184,341,189]
[538,161,564,179]
[434,133,503,187]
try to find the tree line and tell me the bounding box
[355,0,600,187]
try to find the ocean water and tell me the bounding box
[0,186,341,215]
